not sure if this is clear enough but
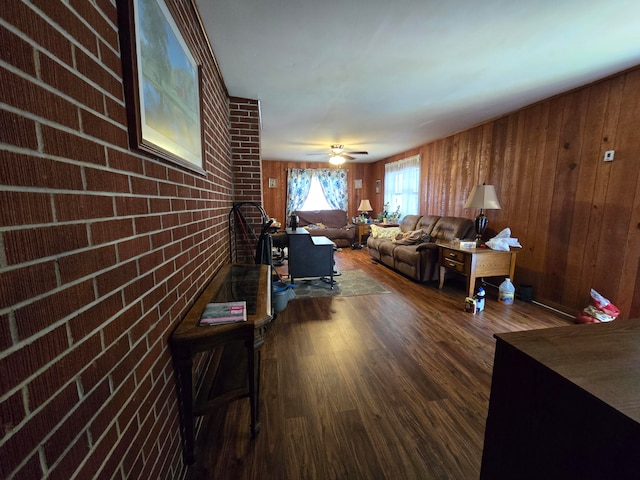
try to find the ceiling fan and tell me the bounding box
[307,144,369,165]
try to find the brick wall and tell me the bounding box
[229,97,264,262]
[0,0,259,478]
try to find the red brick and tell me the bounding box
[30,0,98,57]
[0,69,79,129]
[104,93,127,124]
[0,107,38,149]
[0,152,83,190]
[90,218,134,245]
[89,375,134,439]
[75,48,122,99]
[46,432,90,480]
[14,280,94,340]
[3,0,73,66]
[80,108,128,148]
[124,270,156,303]
[43,379,110,467]
[71,423,118,479]
[85,167,130,193]
[115,195,149,216]
[134,215,162,234]
[68,294,123,354]
[95,0,118,24]
[95,261,138,297]
[0,24,36,76]
[54,193,114,222]
[42,125,106,165]
[0,262,57,310]
[106,148,143,174]
[0,325,68,400]
[131,175,158,196]
[0,390,26,440]
[69,0,118,51]
[0,191,52,227]
[2,452,42,480]
[58,245,117,284]
[107,338,137,389]
[28,333,101,409]
[4,223,89,265]
[117,236,150,262]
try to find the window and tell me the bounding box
[384,154,421,215]
[300,175,332,210]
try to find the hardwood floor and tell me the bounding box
[188,248,571,480]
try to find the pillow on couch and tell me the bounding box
[371,224,401,239]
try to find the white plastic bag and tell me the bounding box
[486,228,522,251]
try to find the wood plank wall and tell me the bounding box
[261,66,640,319]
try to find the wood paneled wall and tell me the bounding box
[261,161,370,222]
[262,66,640,319]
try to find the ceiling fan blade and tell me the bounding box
[345,151,368,155]
[306,153,329,156]
[343,154,356,161]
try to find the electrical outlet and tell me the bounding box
[604,150,615,162]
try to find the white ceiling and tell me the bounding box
[195,0,640,163]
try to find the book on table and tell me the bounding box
[198,301,247,326]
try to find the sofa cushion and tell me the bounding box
[416,215,440,236]
[430,216,475,243]
[399,215,422,233]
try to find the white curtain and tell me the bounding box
[384,154,421,215]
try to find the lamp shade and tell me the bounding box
[463,184,502,210]
[358,199,373,212]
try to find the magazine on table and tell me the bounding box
[198,301,247,326]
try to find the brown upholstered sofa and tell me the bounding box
[294,210,356,248]
[367,214,475,282]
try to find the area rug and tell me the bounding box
[287,269,390,299]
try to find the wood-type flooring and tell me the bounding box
[187,247,571,480]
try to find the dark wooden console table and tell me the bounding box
[481,319,640,479]
[170,264,272,465]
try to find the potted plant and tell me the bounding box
[377,203,390,223]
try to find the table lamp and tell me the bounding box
[463,184,501,243]
[358,199,373,220]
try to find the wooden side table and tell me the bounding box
[357,223,371,244]
[170,264,272,464]
[439,245,516,298]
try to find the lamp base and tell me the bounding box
[474,211,488,244]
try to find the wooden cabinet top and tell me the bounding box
[495,319,640,423]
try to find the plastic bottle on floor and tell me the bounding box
[475,287,485,312]
[498,278,515,305]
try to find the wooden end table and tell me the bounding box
[439,245,516,298]
[357,223,371,244]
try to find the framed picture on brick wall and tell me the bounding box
[118,0,205,174]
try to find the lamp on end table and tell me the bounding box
[464,183,501,244]
[358,199,373,220]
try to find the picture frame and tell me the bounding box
[376,179,381,193]
[268,178,278,188]
[354,179,362,189]
[117,0,205,174]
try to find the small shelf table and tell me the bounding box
[438,245,516,298]
[170,264,272,465]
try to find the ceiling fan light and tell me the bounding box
[329,155,345,165]
[330,144,344,155]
